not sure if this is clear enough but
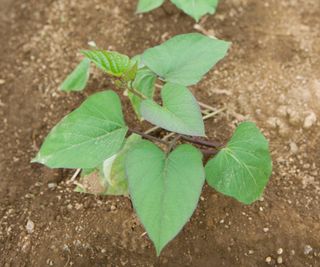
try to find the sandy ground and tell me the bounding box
[0,0,319,266]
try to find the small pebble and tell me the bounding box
[88,41,97,47]
[0,79,5,85]
[303,112,317,129]
[75,203,83,210]
[26,219,34,234]
[110,205,116,211]
[277,248,283,255]
[248,250,254,255]
[289,142,299,154]
[304,245,313,255]
[46,259,54,266]
[265,256,272,264]
[277,256,283,264]
[263,227,269,233]
[48,182,57,189]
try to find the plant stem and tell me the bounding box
[167,134,180,154]
[127,87,147,100]
[201,148,219,156]
[129,128,220,156]
[128,129,169,145]
[129,128,223,149]
[181,135,223,148]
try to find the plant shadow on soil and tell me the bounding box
[0,0,319,266]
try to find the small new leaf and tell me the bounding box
[122,61,138,82]
[59,58,90,92]
[32,91,128,169]
[205,122,272,204]
[140,83,205,136]
[171,0,219,22]
[142,33,230,86]
[137,0,165,13]
[82,50,130,77]
[126,141,205,255]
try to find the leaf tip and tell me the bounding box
[155,243,165,257]
[30,154,43,164]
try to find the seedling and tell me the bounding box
[32,33,272,255]
[137,0,219,21]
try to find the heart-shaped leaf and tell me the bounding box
[81,50,130,77]
[59,58,91,92]
[126,141,205,255]
[140,83,205,136]
[32,91,128,169]
[205,122,272,204]
[142,33,230,86]
[171,0,219,21]
[128,67,157,118]
[137,0,165,13]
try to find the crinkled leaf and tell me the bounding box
[128,67,157,118]
[137,0,165,13]
[142,33,230,86]
[32,91,128,169]
[81,50,130,77]
[123,61,138,82]
[140,83,205,136]
[126,141,205,255]
[171,0,219,21]
[205,122,272,204]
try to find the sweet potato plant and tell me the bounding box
[33,33,272,255]
[137,0,220,21]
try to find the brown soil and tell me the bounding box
[1,0,319,266]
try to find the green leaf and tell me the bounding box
[131,54,145,69]
[171,0,219,21]
[32,91,128,169]
[142,33,230,86]
[137,0,165,13]
[140,83,205,136]
[59,58,90,92]
[76,134,143,196]
[126,141,205,255]
[128,67,157,118]
[81,50,130,77]
[205,122,272,204]
[123,61,138,82]
[102,134,143,195]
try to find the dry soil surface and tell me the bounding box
[0,0,319,266]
